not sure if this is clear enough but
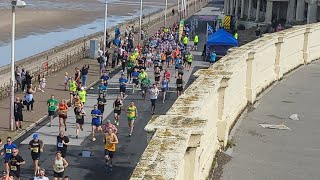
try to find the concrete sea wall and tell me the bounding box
[130,22,320,180]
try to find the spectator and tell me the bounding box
[81,64,89,87]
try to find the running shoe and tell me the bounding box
[92,137,96,141]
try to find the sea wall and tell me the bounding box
[0,0,200,99]
[130,22,320,180]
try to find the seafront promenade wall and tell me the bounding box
[0,0,199,100]
[130,22,320,180]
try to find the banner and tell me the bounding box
[178,19,185,41]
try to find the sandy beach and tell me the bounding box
[0,0,176,44]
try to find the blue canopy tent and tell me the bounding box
[206,29,238,57]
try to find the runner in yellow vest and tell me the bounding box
[193,35,199,50]
[78,87,87,104]
[69,77,77,103]
[186,53,193,71]
[183,36,188,46]
[104,128,118,171]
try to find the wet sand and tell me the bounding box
[0,0,175,44]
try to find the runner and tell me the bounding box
[126,101,138,137]
[103,120,118,134]
[53,151,68,180]
[34,168,49,180]
[91,104,103,141]
[175,55,182,78]
[0,171,9,180]
[104,128,119,172]
[75,106,86,139]
[8,148,25,180]
[113,96,123,126]
[78,87,87,105]
[72,95,83,115]
[58,100,69,132]
[100,71,110,88]
[161,78,169,103]
[68,77,77,103]
[14,97,24,131]
[47,95,58,127]
[154,67,161,85]
[149,84,160,114]
[28,134,44,177]
[186,53,193,71]
[119,74,128,100]
[176,74,184,97]
[131,68,140,89]
[98,80,108,97]
[97,93,107,125]
[56,131,70,158]
[1,137,17,174]
[141,77,151,101]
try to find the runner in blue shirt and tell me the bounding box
[161,78,169,103]
[91,105,102,142]
[100,72,110,86]
[131,68,140,89]
[1,137,17,173]
[119,74,128,99]
[175,56,182,78]
[99,80,108,96]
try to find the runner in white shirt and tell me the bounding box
[149,84,160,115]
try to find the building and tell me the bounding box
[224,0,320,24]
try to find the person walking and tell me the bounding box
[28,134,44,178]
[104,128,119,172]
[24,84,36,112]
[56,131,70,158]
[21,68,26,92]
[75,107,86,139]
[1,137,17,174]
[8,148,25,180]
[91,105,103,142]
[193,35,199,50]
[47,95,58,127]
[53,151,68,180]
[14,97,24,131]
[81,64,89,87]
[58,100,69,132]
[14,67,21,92]
[113,96,123,126]
[64,72,69,91]
[149,84,160,114]
[25,71,33,89]
[126,101,138,137]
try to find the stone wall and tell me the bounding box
[130,22,320,180]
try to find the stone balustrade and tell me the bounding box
[130,22,320,180]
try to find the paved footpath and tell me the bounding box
[220,60,320,180]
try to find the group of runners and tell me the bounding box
[1,20,196,179]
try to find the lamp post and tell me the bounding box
[164,0,168,27]
[138,0,143,45]
[10,0,27,131]
[103,0,108,54]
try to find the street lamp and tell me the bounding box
[103,0,108,55]
[138,0,143,45]
[10,0,27,131]
[164,0,168,27]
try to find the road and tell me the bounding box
[219,60,320,180]
[1,55,208,180]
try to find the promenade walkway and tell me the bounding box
[219,60,320,180]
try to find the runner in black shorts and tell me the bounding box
[75,107,86,139]
[28,134,44,177]
[9,148,25,180]
[113,96,123,126]
[97,93,107,124]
